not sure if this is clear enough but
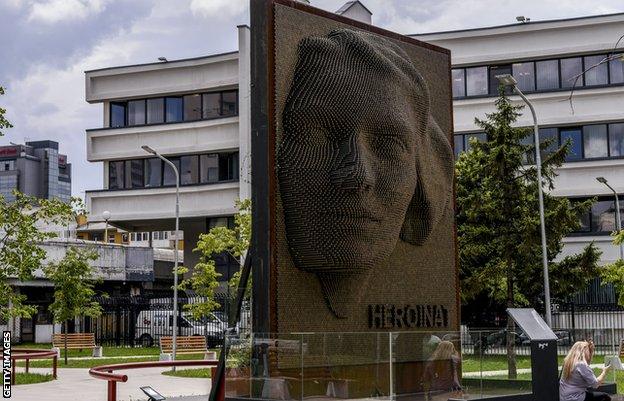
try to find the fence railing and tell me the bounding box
[81,295,250,347]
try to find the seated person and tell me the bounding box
[560,340,611,401]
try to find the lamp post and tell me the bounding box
[496,74,552,327]
[142,145,180,368]
[597,177,624,260]
[102,210,111,244]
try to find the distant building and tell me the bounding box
[0,140,71,203]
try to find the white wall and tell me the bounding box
[86,53,239,103]
[87,182,239,222]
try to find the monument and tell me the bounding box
[251,0,458,335]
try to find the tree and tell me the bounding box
[44,246,102,364]
[457,88,601,378]
[0,86,13,136]
[0,192,76,321]
[599,230,624,305]
[182,199,251,320]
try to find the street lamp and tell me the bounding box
[102,210,111,244]
[142,145,180,367]
[496,74,552,327]
[597,177,623,260]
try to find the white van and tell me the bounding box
[135,310,227,347]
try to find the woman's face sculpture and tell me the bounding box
[277,29,453,318]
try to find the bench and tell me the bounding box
[52,333,101,357]
[159,336,213,360]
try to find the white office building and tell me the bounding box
[84,27,252,283]
[412,13,624,304]
[84,5,623,302]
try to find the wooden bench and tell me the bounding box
[52,333,101,356]
[160,336,211,359]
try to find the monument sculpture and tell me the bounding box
[277,28,453,318]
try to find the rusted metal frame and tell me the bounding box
[89,359,219,401]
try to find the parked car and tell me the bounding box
[473,328,571,352]
[135,310,227,347]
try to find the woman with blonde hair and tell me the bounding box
[560,340,611,401]
[423,341,462,400]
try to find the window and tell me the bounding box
[610,54,624,84]
[489,65,512,95]
[582,125,608,159]
[110,102,126,128]
[560,128,582,161]
[539,128,558,159]
[180,155,199,185]
[144,158,162,187]
[147,98,164,124]
[109,161,125,189]
[512,62,535,92]
[466,67,488,96]
[219,152,239,181]
[453,135,464,158]
[536,60,559,90]
[451,69,465,97]
[221,91,238,116]
[520,134,535,164]
[163,157,181,186]
[584,55,608,86]
[125,159,144,188]
[184,94,202,121]
[200,154,219,183]
[208,217,234,230]
[165,97,183,122]
[203,93,221,118]
[465,133,486,152]
[609,123,624,157]
[560,57,583,88]
[592,200,619,233]
[127,100,146,126]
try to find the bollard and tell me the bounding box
[107,380,117,401]
[53,355,58,379]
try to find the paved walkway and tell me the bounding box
[463,363,604,378]
[11,367,210,401]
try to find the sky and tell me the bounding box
[1,0,624,200]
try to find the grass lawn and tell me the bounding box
[14,372,54,385]
[14,343,161,358]
[17,351,209,369]
[461,354,568,373]
[162,368,212,378]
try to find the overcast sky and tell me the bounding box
[1,0,624,199]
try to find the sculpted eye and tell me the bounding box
[372,134,407,156]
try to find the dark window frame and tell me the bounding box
[452,50,624,100]
[454,121,624,162]
[107,152,240,190]
[569,195,624,236]
[106,89,239,128]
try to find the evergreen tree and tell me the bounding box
[457,88,601,377]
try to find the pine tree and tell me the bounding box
[457,88,601,378]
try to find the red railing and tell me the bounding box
[11,348,58,384]
[89,359,219,401]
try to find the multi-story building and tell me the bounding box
[412,13,624,307]
[0,140,71,202]
[84,27,252,287]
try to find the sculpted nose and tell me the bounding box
[330,134,374,192]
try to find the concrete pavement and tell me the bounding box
[11,367,210,401]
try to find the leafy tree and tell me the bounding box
[182,199,251,319]
[457,88,601,378]
[0,192,76,321]
[44,246,102,364]
[599,230,624,305]
[0,86,13,136]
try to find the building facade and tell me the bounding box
[412,13,624,305]
[0,140,71,202]
[84,27,251,287]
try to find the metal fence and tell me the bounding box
[83,295,251,347]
